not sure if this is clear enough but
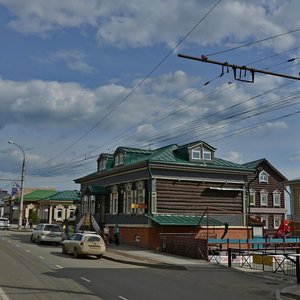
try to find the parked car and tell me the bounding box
[62,232,106,259]
[0,217,10,230]
[30,223,63,245]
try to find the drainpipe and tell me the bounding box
[284,186,292,219]
[246,168,261,239]
[147,160,153,214]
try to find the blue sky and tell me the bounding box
[0,0,300,192]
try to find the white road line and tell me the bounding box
[39,256,45,260]
[0,287,10,300]
[118,296,128,300]
[26,250,31,253]
[80,277,91,283]
[56,265,63,269]
[15,244,20,247]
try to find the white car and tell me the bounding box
[0,217,10,230]
[62,232,106,259]
[30,223,63,245]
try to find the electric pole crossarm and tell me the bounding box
[178,53,300,82]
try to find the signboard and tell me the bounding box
[252,254,273,266]
[131,203,147,209]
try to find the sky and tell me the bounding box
[0,0,300,193]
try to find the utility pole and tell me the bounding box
[178,54,300,83]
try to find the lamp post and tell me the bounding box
[8,141,25,230]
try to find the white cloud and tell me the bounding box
[289,151,300,162]
[1,0,299,50]
[42,50,96,74]
[224,151,244,164]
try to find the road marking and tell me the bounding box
[39,256,45,260]
[0,287,10,300]
[56,265,63,269]
[80,277,91,283]
[15,244,20,247]
[118,296,128,300]
[26,250,31,253]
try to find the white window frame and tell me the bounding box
[259,171,269,183]
[261,216,268,229]
[192,149,201,160]
[273,216,282,229]
[273,190,281,207]
[203,149,211,160]
[249,189,256,206]
[110,186,118,215]
[260,190,268,206]
[124,184,132,214]
[114,153,124,166]
[99,159,106,171]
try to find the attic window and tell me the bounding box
[114,153,124,166]
[98,159,106,171]
[191,146,212,161]
[259,171,269,183]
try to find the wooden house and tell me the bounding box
[74,140,257,250]
[243,159,288,237]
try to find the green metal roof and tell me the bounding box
[46,190,80,201]
[22,190,57,202]
[146,214,224,226]
[74,140,255,183]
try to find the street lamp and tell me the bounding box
[8,141,25,230]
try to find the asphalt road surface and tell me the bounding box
[0,230,288,300]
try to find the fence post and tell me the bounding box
[228,248,232,267]
[296,248,300,285]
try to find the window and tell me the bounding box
[192,148,201,159]
[191,146,212,161]
[249,189,256,206]
[260,190,268,206]
[124,184,132,214]
[114,153,124,166]
[110,186,118,215]
[203,149,212,160]
[261,216,268,229]
[273,190,281,207]
[274,217,281,229]
[99,159,106,171]
[57,209,62,219]
[259,171,269,183]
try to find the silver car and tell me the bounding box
[0,218,10,230]
[30,223,63,245]
[62,232,106,259]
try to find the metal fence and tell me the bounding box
[208,247,300,279]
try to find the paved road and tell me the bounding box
[0,230,289,300]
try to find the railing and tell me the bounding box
[208,247,300,282]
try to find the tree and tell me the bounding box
[29,209,39,224]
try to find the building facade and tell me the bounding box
[243,159,288,236]
[75,141,257,249]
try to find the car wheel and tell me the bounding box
[37,237,42,245]
[30,234,34,243]
[96,255,102,259]
[73,248,79,259]
[62,245,67,254]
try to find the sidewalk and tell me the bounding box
[103,244,300,300]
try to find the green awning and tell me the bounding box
[146,214,224,226]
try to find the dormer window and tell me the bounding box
[259,171,269,183]
[114,152,124,166]
[98,159,106,171]
[192,148,201,160]
[191,146,212,161]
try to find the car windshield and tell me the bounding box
[44,225,61,232]
[86,236,101,243]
